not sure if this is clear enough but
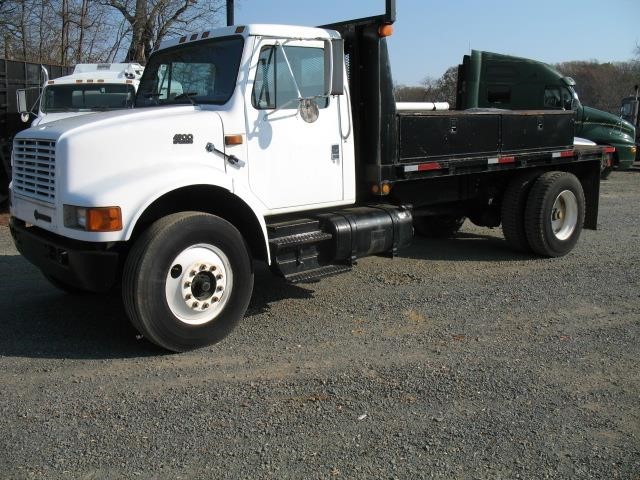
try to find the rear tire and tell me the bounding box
[413,215,465,238]
[501,171,541,252]
[524,172,585,257]
[122,212,254,352]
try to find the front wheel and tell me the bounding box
[122,212,254,352]
[524,172,585,257]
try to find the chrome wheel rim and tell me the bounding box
[550,190,578,241]
[165,243,233,325]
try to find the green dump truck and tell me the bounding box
[456,50,637,172]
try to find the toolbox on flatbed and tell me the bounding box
[397,110,574,163]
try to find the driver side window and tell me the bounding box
[544,87,562,109]
[252,44,328,110]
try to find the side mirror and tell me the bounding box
[324,38,344,96]
[16,89,29,122]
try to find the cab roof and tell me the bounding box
[157,24,340,52]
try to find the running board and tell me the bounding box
[269,230,332,250]
[285,264,352,284]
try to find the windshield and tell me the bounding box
[42,84,136,113]
[135,36,244,107]
[568,86,581,110]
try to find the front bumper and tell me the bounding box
[9,217,121,292]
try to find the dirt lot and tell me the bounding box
[0,171,638,479]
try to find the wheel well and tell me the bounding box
[131,185,268,261]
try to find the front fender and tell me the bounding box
[121,171,271,264]
[60,163,232,242]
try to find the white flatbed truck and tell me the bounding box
[9,2,612,351]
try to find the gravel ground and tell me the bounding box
[0,171,639,479]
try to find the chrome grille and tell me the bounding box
[12,138,56,203]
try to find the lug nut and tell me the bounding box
[202,303,209,309]
[209,266,217,271]
[184,281,191,288]
[190,270,196,276]
[216,274,223,280]
[216,286,223,292]
[200,264,207,270]
[212,297,219,303]
[185,294,192,300]
[192,302,199,308]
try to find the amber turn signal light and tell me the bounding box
[86,207,122,232]
[225,134,243,146]
[378,24,394,38]
[371,183,392,195]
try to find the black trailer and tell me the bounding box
[0,59,72,206]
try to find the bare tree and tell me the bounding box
[395,66,458,104]
[105,0,226,64]
[556,60,640,113]
[0,0,119,64]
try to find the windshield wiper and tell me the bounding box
[173,91,199,106]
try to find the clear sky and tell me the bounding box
[234,0,640,85]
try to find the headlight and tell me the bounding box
[64,205,122,232]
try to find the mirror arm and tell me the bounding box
[264,41,304,118]
[265,97,301,117]
[278,41,302,99]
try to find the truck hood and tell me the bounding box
[20,106,198,140]
[13,106,228,240]
[581,106,635,138]
[32,110,96,126]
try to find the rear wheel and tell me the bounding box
[524,171,585,257]
[413,215,465,238]
[122,212,254,352]
[501,171,541,252]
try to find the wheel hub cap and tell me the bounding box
[165,244,232,325]
[550,190,578,241]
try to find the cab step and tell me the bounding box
[285,264,352,283]
[269,230,332,250]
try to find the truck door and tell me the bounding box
[245,39,343,210]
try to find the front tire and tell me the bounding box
[122,212,254,352]
[524,172,585,257]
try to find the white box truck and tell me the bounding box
[16,62,144,126]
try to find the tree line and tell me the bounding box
[395,49,640,114]
[0,0,226,65]
[1,3,637,113]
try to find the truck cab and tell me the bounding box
[18,63,144,126]
[456,50,637,170]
